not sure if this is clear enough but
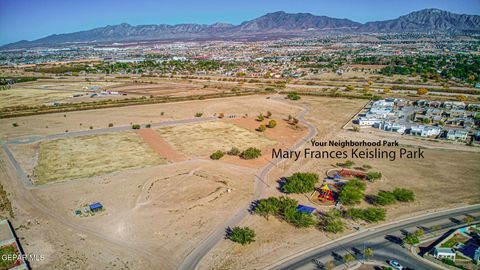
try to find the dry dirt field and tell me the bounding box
[156,121,277,157]
[199,96,480,270]
[33,132,165,184]
[108,81,230,97]
[0,80,125,109]
[0,88,85,108]
[0,95,300,140]
[16,159,255,269]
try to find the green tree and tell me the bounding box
[414,228,425,237]
[343,253,354,263]
[321,209,346,233]
[282,172,319,193]
[131,124,141,129]
[338,179,366,205]
[404,234,419,246]
[228,226,256,245]
[392,188,415,202]
[376,191,396,206]
[346,207,385,223]
[364,247,374,259]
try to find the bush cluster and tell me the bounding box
[255,196,316,228]
[282,172,319,193]
[338,179,366,205]
[320,209,346,233]
[228,226,256,245]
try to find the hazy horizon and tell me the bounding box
[0,0,479,45]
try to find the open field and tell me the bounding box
[0,80,126,109]
[33,132,165,184]
[108,81,231,97]
[19,160,255,269]
[0,88,85,108]
[157,121,276,157]
[0,95,301,140]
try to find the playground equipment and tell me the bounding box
[318,184,335,202]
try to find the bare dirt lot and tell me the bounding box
[32,132,165,184]
[156,121,276,157]
[28,160,255,269]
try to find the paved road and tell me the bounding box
[178,98,318,270]
[271,205,480,270]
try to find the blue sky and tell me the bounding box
[0,0,479,45]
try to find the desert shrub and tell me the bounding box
[195,112,203,117]
[228,226,255,245]
[266,111,272,118]
[210,150,224,160]
[12,123,18,127]
[257,113,264,121]
[257,124,266,132]
[417,88,428,95]
[145,124,151,128]
[267,120,277,128]
[240,147,261,160]
[282,172,319,194]
[366,171,382,181]
[108,123,114,127]
[89,126,93,130]
[227,147,241,156]
[287,92,301,100]
[131,124,141,129]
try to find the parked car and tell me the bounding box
[388,259,403,270]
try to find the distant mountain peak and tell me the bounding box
[2,8,480,49]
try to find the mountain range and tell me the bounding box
[3,8,480,49]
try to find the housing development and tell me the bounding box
[0,3,479,270]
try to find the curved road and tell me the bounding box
[270,205,480,270]
[179,98,317,270]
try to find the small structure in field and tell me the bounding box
[89,202,103,212]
